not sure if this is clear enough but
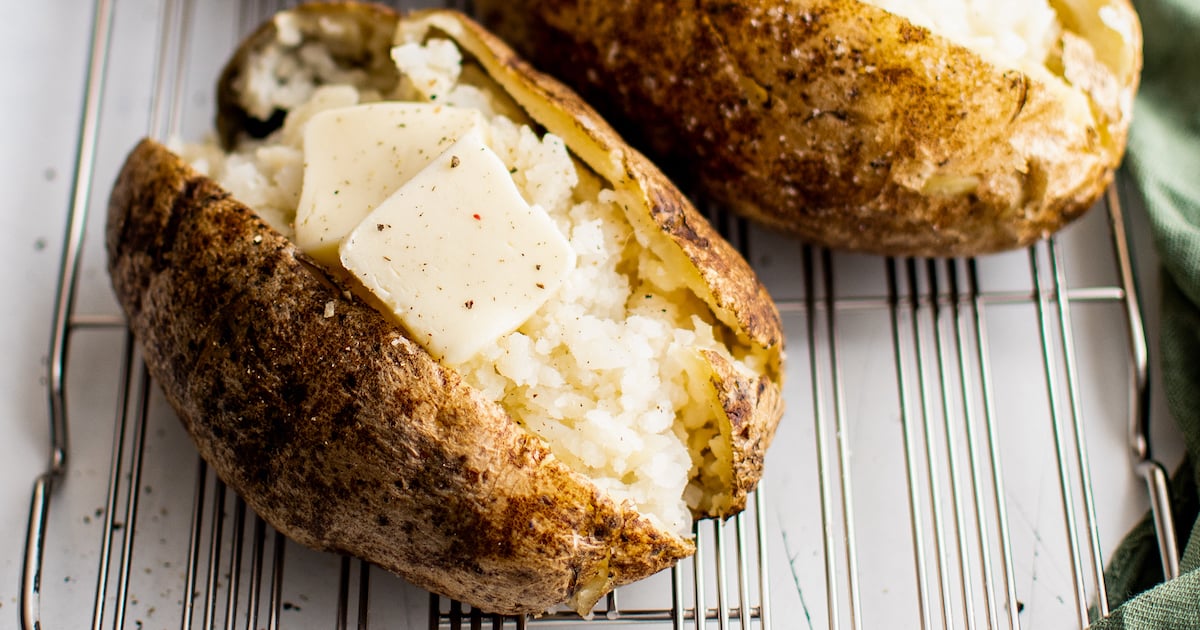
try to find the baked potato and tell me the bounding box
[475,0,1143,256]
[106,2,783,617]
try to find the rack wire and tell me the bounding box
[21,0,1179,628]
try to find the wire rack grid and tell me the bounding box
[20,0,1180,628]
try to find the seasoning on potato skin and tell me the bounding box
[476,0,1142,257]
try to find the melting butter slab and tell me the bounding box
[295,102,486,265]
[339,129,577,364]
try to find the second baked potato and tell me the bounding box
[476,0,1143,256]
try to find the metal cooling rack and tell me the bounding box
[20,0,1180,628]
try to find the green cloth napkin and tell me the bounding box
[1089,0,1200,627]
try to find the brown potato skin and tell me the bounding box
[108,3,784,616]
[107,139,693,616]
[475,0,1142,257]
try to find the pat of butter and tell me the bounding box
[340,130,577,364]
[295,102,486,266]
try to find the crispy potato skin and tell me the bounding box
[476,0,1142,256]
[108,3,784,616]
[107,139,693,615]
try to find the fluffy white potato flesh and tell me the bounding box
[862,0,1062,70]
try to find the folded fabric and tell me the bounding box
[1090,0,1200,627]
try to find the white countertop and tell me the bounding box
[0,2,1185,629]
[1,1,95,621]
